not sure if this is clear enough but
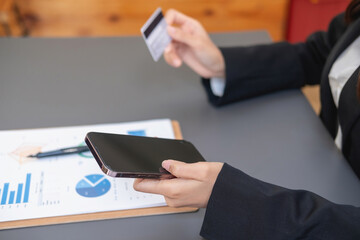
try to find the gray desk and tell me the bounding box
[0,32,359,239]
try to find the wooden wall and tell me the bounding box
[15,0,289,41]
[0,0,25,36]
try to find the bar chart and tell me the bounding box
[0,173,31,205]
[127,129,146,136]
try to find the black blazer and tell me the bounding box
[200,14,360,239]
[202,14,360,179]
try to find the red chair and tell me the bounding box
[286,0,350,43]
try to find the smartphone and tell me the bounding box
[85,132,206,179]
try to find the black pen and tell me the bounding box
[27,146,89,158]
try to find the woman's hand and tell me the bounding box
[133,160,224,208]
[164,9,225,79]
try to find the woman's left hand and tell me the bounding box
[133,160,223,208]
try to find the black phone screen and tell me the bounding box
[85,132,205,178]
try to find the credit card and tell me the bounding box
[141,8,172,62]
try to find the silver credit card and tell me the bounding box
[141,8,172,62]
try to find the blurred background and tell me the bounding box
[0,0,351,112]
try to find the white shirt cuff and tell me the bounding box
[210,77,225,97]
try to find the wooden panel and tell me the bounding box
[0,0,12,36]
[0,0,26,36]
[16,0,289,41]
[302,86,321,114]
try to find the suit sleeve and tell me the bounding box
[203,14,348,106]
[200,163,360,240]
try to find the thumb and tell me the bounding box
[162,159,204,180]
[167,26,197,48]
[164,43,182,67]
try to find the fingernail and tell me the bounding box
[162,160,171,171]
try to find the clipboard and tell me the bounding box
[0,120,198,230]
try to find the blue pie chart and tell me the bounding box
[76,174,111,198]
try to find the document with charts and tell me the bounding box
[0,119,174,222]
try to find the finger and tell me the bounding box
[133,178,144,186]
[164,196,184,208]
[162,160,208,180]
[167,26,198,48]
[165,196,200,208]
[133,178,162,194]
[134,178,184,198]
[165,9,193,27]
[164,43,182,67]
[179,50,215,78]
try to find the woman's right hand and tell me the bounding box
[133,160,224,208]
[164,9,225,79]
